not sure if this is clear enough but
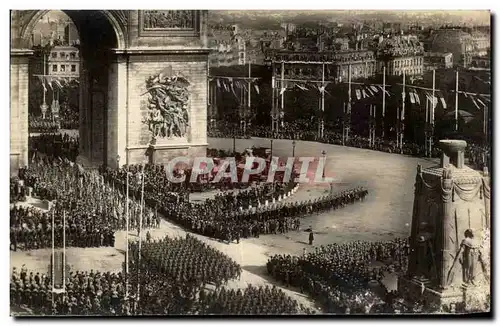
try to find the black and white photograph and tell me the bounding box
[8,8,492,317]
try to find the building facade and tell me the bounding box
[48,45,80,77]
[377,36,424,76]
[264,49,376,82]
[425,28,475,68]
[423,52,453,71]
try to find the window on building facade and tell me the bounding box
[71,65,76,72]
[60,65,66,72]
[60,52,66,58]
[52,65,57,72]
[51,52,57,58]
[70,52,76,59]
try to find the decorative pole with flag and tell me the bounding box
[271,61,276,133]
[382,66,386,139]
[247,60,252,135]
[280,61,285,130]
[455,69,459,131]
[400,71,406,153]
[125,166,130,302]
[429,69,436,157]
[136,163,145,312]
[343,64,352,145]
[321,63,325,138]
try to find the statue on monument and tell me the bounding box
[142,68,190,140]
[447,229,488,286]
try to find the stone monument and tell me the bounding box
[398,140,490,312]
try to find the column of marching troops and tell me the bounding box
[102,164,369,243]
[11,234,311,315]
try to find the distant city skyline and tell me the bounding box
[35,9,490,29]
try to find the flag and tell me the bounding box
[361,88,369,98]
[409,92,415,104]
[440,96,447,109]
[54,79,63,89]
[414,92,420,105]
[365,87,374,96]
[223,80,229,92]
[355,89,362,100]
[476,97,486,107]
[471,97,481,110]
[39,77,47,93]
[370,85,378,93]
[379,86,390,97]
[216,79,221,88]
[254,84,260,94]
[45,76,53,91]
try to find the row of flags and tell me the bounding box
[274,79,490,112]
[36,75,79,92]
[210,76,261,97]
[459,91,491,110]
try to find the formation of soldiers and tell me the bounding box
[159,187,367,243]
[132,234,242,290]
[11,234,304,316]
[10,161,161,251]
[198,285,307,315]
[266,238,410,313]
[29,134,79,164]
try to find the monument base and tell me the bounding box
[144,143,207,165]
[398,276,490,312]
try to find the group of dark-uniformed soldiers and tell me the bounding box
[266,238,410,314]
[10,160,164,252]
[29,133,79,164]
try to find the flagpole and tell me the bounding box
[401,71,406,153]
[455,69,459,132]
[271,61,275,133]
[382,66,386,139]
[51,209,55,292]
[369,104,372,147]
[63,210,66,290]
[346,64,352,142]
[125,167,130,301]
[248,60,251,134]
[425,97,429,157]
[321,62,325,138]
[280,61,285,131]
[430,70,436,157]
[137,164,145,313]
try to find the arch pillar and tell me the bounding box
[10,49,32,174]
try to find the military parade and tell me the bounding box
[9,9,492,318]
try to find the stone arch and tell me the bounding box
[19,10,127,49]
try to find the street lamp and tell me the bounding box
[116,155,120,170]
[321,150,326,178]
[292,140,296,157]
